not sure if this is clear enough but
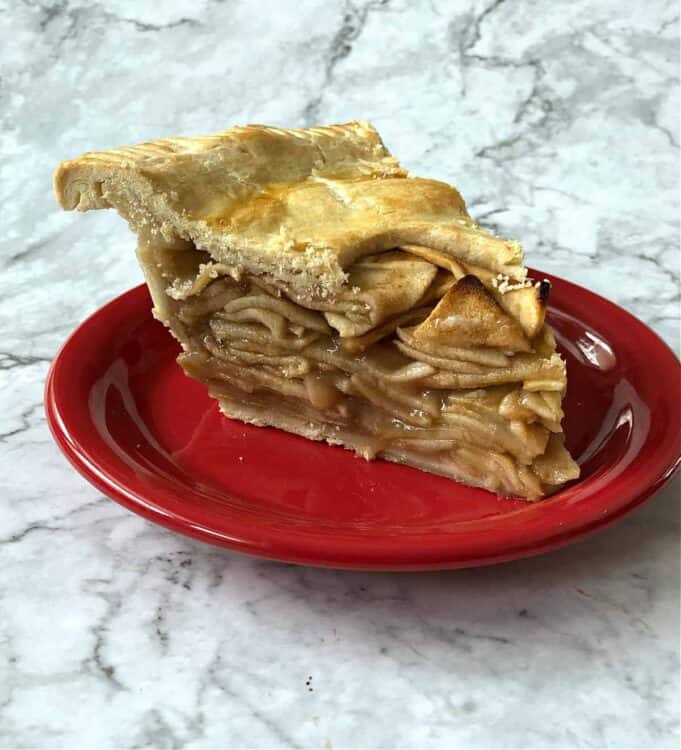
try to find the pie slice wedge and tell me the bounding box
[54,121,580,500]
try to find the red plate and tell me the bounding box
[45,272,681,570]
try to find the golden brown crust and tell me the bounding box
[54,121,526,298]
[54,121,399,210]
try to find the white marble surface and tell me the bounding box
[1,1,679,748]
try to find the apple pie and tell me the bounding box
[54,121,580,499]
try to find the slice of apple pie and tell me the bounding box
[54,121,580,499]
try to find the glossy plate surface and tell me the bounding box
[45,272,681,570]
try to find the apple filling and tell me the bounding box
[138,239,579,500]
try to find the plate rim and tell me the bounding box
[45,273,681,570]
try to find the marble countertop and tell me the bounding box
[1,1,679,748]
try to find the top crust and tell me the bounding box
[54,120,526,298]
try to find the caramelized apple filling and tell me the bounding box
[140,240,579,500]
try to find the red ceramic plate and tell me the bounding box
[45,271,681,570]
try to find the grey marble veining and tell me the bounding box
[0,1,679,748]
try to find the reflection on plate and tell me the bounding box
[45,271,680,570]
